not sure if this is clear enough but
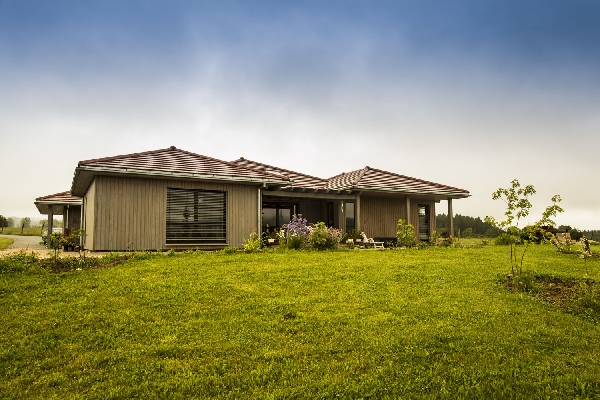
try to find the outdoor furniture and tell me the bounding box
[364,238,384,249]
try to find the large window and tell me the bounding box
[166,188,227,244]
[262,202,295,231]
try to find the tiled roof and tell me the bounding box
[68,146,468,198]
[35,191,82,203]
[327,167,470,195]
[34,191,82,215]
[78,146,289,181]
[231,158,327,189]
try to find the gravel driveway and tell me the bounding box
[0,234,46,250]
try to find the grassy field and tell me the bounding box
[0,226,45,236]
[0,238,13,250]
[1,245,599,399]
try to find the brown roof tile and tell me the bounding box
[35,191,82,203]
[231,158,327,189]
[327,167,469,196]
[78,146,289,181]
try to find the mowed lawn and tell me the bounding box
[1,245,599,399]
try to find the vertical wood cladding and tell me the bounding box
[360,196,406,238]
[88,176,258,251]
[84,179,96,250]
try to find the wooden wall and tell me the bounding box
[360,196,406,238]
[84,180,96,250]
[297,201,325,224]
[85,176,259,251]
[360,196,436,241]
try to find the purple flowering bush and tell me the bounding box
[281,214,311,250]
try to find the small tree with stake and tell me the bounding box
[486,179,563,276]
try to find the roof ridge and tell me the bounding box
[232,158,324,182]
[353,167,369,185]
[78,147,289,181]
[78,147,176,166]
[362,166,469,193]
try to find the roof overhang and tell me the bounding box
[71,166,290,196]
[35,200,82,215]
[341,186,470,200]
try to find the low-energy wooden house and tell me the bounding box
[36,146,469,250]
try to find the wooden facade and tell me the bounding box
[60,147,468,251]
[82,176,260,251]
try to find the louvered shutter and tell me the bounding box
[166,188,227,244]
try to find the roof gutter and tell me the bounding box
[347,185,471,198]
[72,166,290,193]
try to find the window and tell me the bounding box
[166,188,227,244]
[345,202,355,230]
[262,202,295,231]
[418,204,430,241]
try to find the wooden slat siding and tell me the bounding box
[359,196,407,238]
[90,176,258,251]
[84,179,97,250]
[297,201,324,225]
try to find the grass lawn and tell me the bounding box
[1,245,599,399]
[0,238,13,250]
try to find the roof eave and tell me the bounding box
[353,185,470,198]
[71,166,290,196]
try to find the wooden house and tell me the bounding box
[36,146,469,250]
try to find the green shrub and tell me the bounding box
[396,219,416,247]
[309,222,341,250]
[221,246,239,255]
[244,229,262,253]
[495,233,517,246]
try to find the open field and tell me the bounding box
[0,227,46,236]
[1,245,599,399]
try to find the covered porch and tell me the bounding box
[34,191,83,247]
[260,189,458,242]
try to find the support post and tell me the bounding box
[355,194,361,232]
[47,207,54,248]
[448,198,454,237]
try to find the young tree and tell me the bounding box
[486,179,563,275]
[20,217,31,228]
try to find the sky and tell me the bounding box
[1,0,599,229]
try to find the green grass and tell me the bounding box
[0,238,13,250]
[0,226,46,236]
[1,245,600,399]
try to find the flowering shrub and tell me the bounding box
[281,214,311,250]
[309,222,343,250]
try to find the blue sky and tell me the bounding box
[1,0,599,229]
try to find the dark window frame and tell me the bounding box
[166,188,227,245]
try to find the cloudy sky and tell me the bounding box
[1,0,599,229]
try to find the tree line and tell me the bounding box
[436,213,599,240]
[0,215,63,232]
[436,214,500,237]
